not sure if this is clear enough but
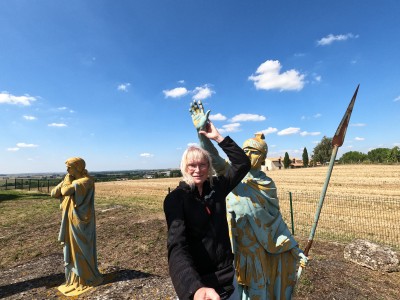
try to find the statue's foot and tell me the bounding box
[58,282,95,296]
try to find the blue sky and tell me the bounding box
[1,0,399,174]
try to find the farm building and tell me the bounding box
[264,157,303,171]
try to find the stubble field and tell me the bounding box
[0,164,399,299]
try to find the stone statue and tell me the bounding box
[191,101,307,299]
[51,157,102,296]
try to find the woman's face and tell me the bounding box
[187,158,209,187]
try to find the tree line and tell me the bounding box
[311,136,400,165]
[281,136,400,169]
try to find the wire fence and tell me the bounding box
[2,178,399,250]
[0,178,62,193]
[278,190,400,250]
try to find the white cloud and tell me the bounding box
[277,127,301,136]
[178,80,185,84]
[0,92,37,106]
[163,87,189,98]
[394,96,400,102]
[117,83,131,92]
[58,107,67,110]
[350,123,366,127]
[393,143,400,147]
[7,147,20,152]
[140,153,154,158]
[192,85,215,100]
[355,137,365,141]
[314,75,322,82]
[317,33,359,46]
[230,114,266,122]
[48,123,67,127]
[259,127,278,135]
[314,113,322,118]
[187,143,198,147]
[209,113,227,121]
[23,115,36,120]
[16,142,38,148]
[218,123,241,134]
[248,60,305,91]
[300,131,321,136]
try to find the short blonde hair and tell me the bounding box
[180,145,214,189]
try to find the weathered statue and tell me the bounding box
[191,101,307,299]
[51,157,102,296]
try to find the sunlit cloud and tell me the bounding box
[248,60,305,91]
[277,127,301,136]
[230,114,266,122]
[314,113,322,118]
[192,85,215,101]
[0,92,37,106]
[163,87,189,98]
[259,127,278,135]
[140,153,154,158]
[209,113,227,121]
[394,96,400,102]
[300,131,321,136]
[355,137,365,141]
[317,33,359,46]
[314,75,322,82]
[48,123,67,127]
[23,115,37,120]
[178,80,185,84]
[16,142,38,148]
[350,123,366,127]
[117,83,131,92]
[218,123,241,134]
[7,147,20,152]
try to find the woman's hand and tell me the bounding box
[194,287,220,300]
[199,121,224,143]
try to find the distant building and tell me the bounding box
[143,174,154,179]
[264,157,304,171]
[290,158,303,168]
[264,157,283,171]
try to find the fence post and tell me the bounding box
[47,180,50,193]
[15,178,17,189]
[289,192,295,235]
[168,187,171,194]
[5,179,7,190]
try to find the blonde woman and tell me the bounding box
[164,120,250,300]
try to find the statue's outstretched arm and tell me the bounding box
[190,100,229,175]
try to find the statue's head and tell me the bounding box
[242,133,268,169]
[65,157,87,177]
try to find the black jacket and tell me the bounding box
[164,136,251,299]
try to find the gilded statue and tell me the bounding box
[51,157,102,296]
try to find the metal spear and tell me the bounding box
[297,84,360,281]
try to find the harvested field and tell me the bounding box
[270,164,400,198]
[0,164,399,299]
